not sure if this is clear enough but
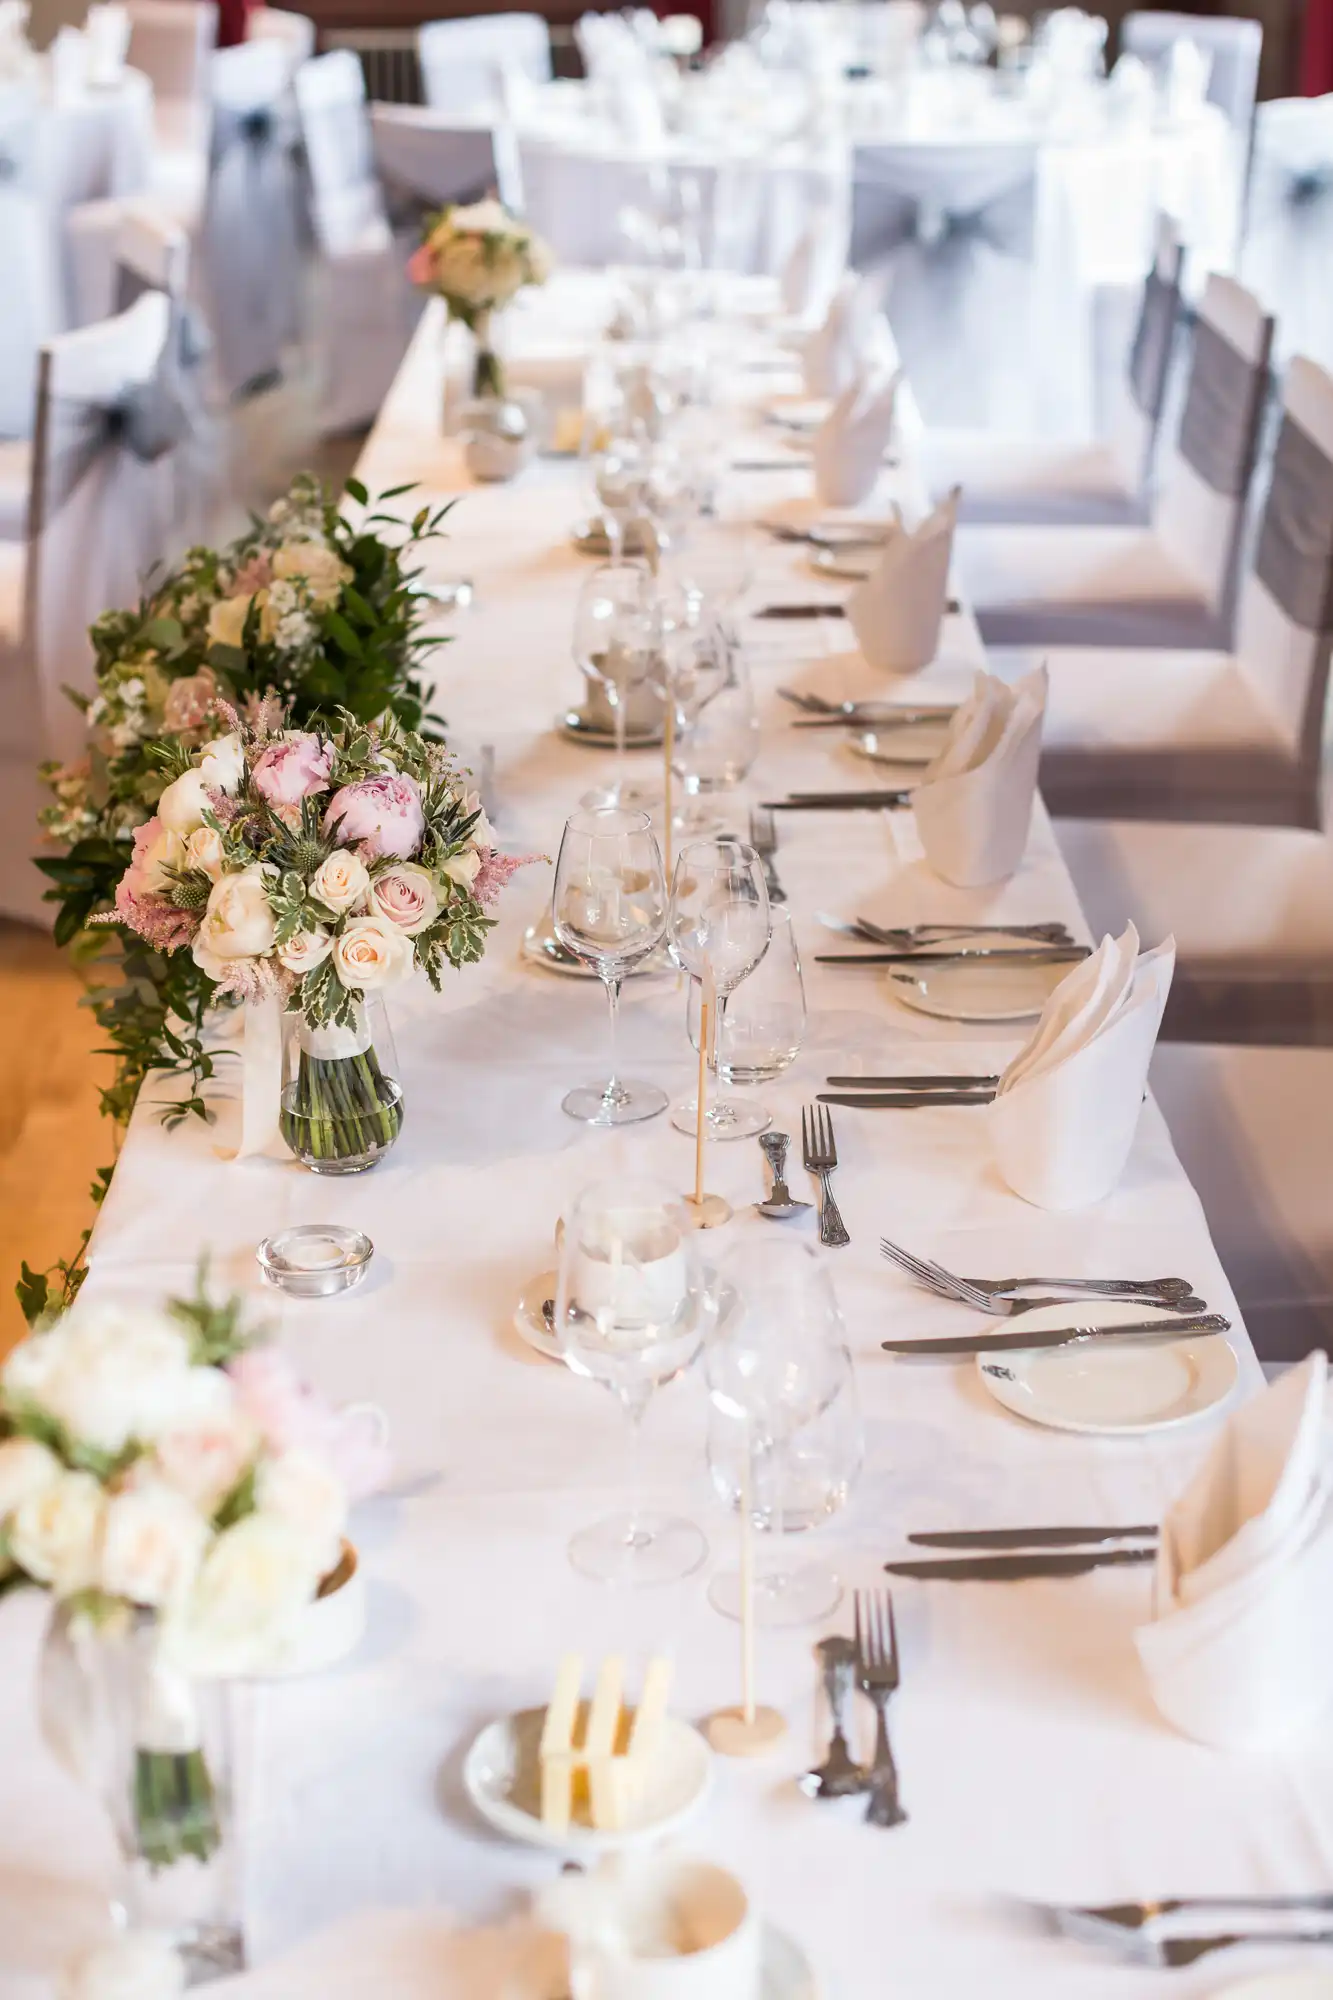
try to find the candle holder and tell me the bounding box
[256,1225,373,1299]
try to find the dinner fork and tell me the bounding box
[749,804,785,904]
[853,1589,907,1829]
[880,1238,1201,1314]
[802,1105,850,1248]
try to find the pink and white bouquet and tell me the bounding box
[408,198,552,399]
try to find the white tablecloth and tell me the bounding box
[4,276,1332,2000]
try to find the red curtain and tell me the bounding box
[217,0,251,48]
[1301,0,1333,91]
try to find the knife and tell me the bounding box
[881,1311,1231,1356]
[765,792,914,811]
[818,1091,996,1109]
[792,712,956,730]
[884,1548,1159,1581]
[753,602,850,617]
[908,1525,1158,1550]
[816,947,1091,966]
[826,1074,1001,1089]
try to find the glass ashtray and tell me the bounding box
[256,1224,374,1299]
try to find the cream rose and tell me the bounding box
[3,1306,228,1457]
[163,1514,327,1678]
[332,914,416,992]
[441,848,481,891]
[0,1436,62,1522]
[152,1411,258,1516]
[126,821,186,898]
[277,928,334,976]
[156,770,213,838]
[198,732,244,793]
[99,1481,210,1610]
[271,541,353,607]
[370,863,440,935]
[206,596,255,650]
[10,1471,105,1595]
[256,1449,347,1577]
[184,825,224,881]
[311,849,369,915]
[192,866,277,980]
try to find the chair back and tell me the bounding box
[375,103,524,217]
[1109,211,1185,491]
[0,87,58,439]
[1121,9,1260,141]
[418,13,551,116]
[126,0,216,103]
[205,37,304,394]
[67,194,191,323]
[1241,96,1333,377]
[1153,272,1273,631]
[248,6,316,76]
[1234,357,1333,818]
[295,48,390,259]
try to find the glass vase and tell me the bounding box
[279,994,404,1175]
[39,1605,244,1983]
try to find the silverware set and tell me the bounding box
[801,1105,850,1247]
[803,1594,907,1827]
[819,915,1074,947]
[887,1522,1160,1582]
[879,1236,1207,1316]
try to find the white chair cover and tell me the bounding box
[203,37,304,396]
[0,87,58,441]
[1120,9,1261,144]
[1242,96,1333,377]
[370,102,524,217]
[247,6,316,77]
[418,13,551,117]
[128,0,215,228]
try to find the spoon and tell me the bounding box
[756,1130,812,1219]
[799,1637,870,1799]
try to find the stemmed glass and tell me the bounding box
[684,904,807,1136]
[572,560,661,810]
[705,1237,850,1625]
[552,806,668,1126]
[667,837,770,1140]
[555,1176,714,1585]
[593,438,650,561]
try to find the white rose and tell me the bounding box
[369,863,440,936]
[255,1449,347,1576]
[271,541,353,608]
[441,848,482,890]
[0,1436,62,1521]
[277,928,334,976]
[60,1930,186,2000]
[198,733,244,793]
[152,1411,258,1516]
[463,792,495,850]
[136,822,188,896]
[311,849,369,915]
[99,1481,210,1610]
[163,1514,326,1678]
[206,596,255,650]
[10,1471,105,1595]
[183,825,224,881]
[5,1306,229,1458]
[332,914,416,992]
[156,770,213,838]
[192,866,277,981]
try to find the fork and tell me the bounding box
[879,1238,1202,1315]
[802,1105,850,1248]
[853,918,1073,949]
[749,805,785,905]
[853,1589,907,1828]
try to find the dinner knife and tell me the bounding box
[884,1548,1158,1582]
[881,1311,1231,1356]
[791,712,956,730]
[755,598,962,620]
[816,946,1091,966]
[764,792,914,811]
[908,1525,1158,1550]
[826,1074,1001,1089]
[818,1091,996,1109]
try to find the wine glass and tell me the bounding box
[705,1237,851,1625]
[572,560,661,811]
[593,439,650,562]
[552,806,668,1126]
[683,904,806,1136]
[671,631,759,832]
[555,1176,714,1584]
[667,837,770,1140]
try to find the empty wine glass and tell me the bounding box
[683,904,806,1136]
[552,806,668,1126]
[556,1176,714,1584]
[667,837,770,1140]
[705,1236,851,1625]
[671,633,759,829]
[572,560,662,810]
[593,439,650,562]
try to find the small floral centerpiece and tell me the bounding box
[1,1278,388,1970]
[106,703,530,1172]
[408,198,552,400]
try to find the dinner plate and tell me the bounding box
[847,725,946,770]
[976,1300,1239,1436]
[889,952,1073,1022]
[464,1708,712,1855]
[557,708,664,750]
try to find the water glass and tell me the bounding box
[707,1336,862,1530]
[572,560,662,810]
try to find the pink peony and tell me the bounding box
[323,773,425,860]
[227,1350,391,1502]
[113,820,201,950]
[251,732,334,810]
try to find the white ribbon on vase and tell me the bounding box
[214,992,287,1163]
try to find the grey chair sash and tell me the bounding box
[852,174,1035,271]
[43,334,194,525]
[1176,317,1269,498]
[1254,414,1333,635]
[1127,266,1179,419]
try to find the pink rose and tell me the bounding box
[323,773,425,860]
[162,667,218,735]
[227,1350,390,1502]
[251,732,334,809]
[230,553,273,596]
[407,245,436,287]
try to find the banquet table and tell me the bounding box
[6,273,1333,2000]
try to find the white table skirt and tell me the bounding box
[4,279,1330,2000]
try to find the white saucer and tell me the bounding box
[889,953,1074,1022]
[976,1299,1239,1436]
[464,1709,712,1856]
[557,708,663,751]
[513,1270,562,1359]
[809,545,876,583]
[847,726,943,771]
[520,925,671,980]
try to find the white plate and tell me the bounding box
[521,925,670,980]
[557,708,663,751]
[976,1299,1239,1436]
[464,1709,712,1856]
[889,953,1075,1022]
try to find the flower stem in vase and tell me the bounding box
[280,1007,404,1173]
[473,346,506,400]
[134,1746,222,1872]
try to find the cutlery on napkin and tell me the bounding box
[1136,1351,1333,1749]
[881,1313,1230,1356]
[813,368,902,507]
[885,1549,1159,1582]
[846,487,960,673]
[803,273,891,398]
[988,923,1176,1210]
[910,667,1048,888]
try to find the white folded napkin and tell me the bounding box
[1136,1354,1333,1748]
[812,368,900,509]
[48,22,88,100]
[910,666,1046,888]
[1108,50,1153,121]
[846,487,959,674]
[802,275,886,400]
[780,207,844,327]
[84,2,129,84]
[1164,36,1212,117]
[989,924,1175,1209]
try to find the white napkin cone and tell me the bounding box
[847,487,959,674]
[779,209,844,327]
[989,924,1176,1209]
[1136,1354,1333,1749]
[1165,36,1213,118]
[812,368,900,508]
[911,666,1046,887]
[802,275,887,399]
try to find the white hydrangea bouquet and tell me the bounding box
[106,701,532,1169]
[408,198,553,399]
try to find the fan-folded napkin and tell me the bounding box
[1136,1354,1333,1748]
[911,666,1046,887]
[812,368,900,508]
[989,923,1175,1209]
[847,487,959,673]
[780,210,844,327]
[803,275,887,399]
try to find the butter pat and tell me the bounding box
[536,1656,674,1833]
[539,1653,583,1833]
